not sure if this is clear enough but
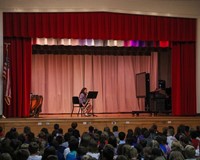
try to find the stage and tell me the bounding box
[0,113,200,135]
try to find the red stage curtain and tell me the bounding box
[172,42,196,115]
[2,12,197,117]
[3,12,196,41]
[3,38,31,118]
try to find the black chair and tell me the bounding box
[71,96,83,116]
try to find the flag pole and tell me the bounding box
[4,43,11,55]
[1,43,11,119]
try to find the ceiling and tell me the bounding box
[0,0,200,18]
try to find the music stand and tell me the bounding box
[87,91,98,116]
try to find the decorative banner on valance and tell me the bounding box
[33,38,169,48]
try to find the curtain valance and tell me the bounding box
[3,12,196,41]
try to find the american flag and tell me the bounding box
[3,54,11,106]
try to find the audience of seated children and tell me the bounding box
[0,122,200,160]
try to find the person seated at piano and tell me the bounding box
[79,87,92,116]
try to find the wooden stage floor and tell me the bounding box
[0,113,199,135]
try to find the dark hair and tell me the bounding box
[184,145,196,159]
[54,124,59,130]
[143,147,152,160]
[140,139,147,148]
[162,127,168,136]
[73,129,80,139]
[190,130,198,139]
[26,132,35,143]
[97,130,102,136]
[88,138,98,153]
[141,128,148,135]
[10,127,17,132]
[58,128,63,134]
[168,127,175,136]
[64,132,72,142]
[179,135,190,146]
[0,153,12,160]
[41,128,49,135]
[89,126,94,133]
[38,131,46,140]
[77,146,88,157]
[80,133,91,147]
[80,87,87,96]
[155,136,164,145]
[151,124,158,133]
[46,155,58,160]
[122,144,138,160]
[10,139,21,150]
[116,155,128,160]
[102,144,114,160]
[143,130,150,138]
[119,132,126,141]
[15,149,30,160]
[93,133,100,142]
[108,135,117,148]
[56,135,63,145]
[113,125,118,132]
[185,126,190,132]
[52,124,59,137]
[23,126,31,134]
[47,134,54,145]
[42,146,57,160]
[68,128,74,133]
[6,130,18,139]
[177,124,185,134]
[127,129,133,136]
[0,126,3,132]
[29,142,39,154]
[71,122,78,129]
[117,144,125,155]
[134,127,141,136]
[126,135,137,146]
[0,139,13,156]
[18,133,26,144]
[104,127,110,133]
[151,148,163,157]
[69,137,79,151]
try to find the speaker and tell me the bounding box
[146,73,150,94]
[145,73,150,111]
[158,80,166,89]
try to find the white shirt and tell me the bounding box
[86,152,100,159]
[27,155,42,160]
[63,147,70,159]
[119,140,125,145]
[167,135,177,149]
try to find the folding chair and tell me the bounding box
[71,96,83,116]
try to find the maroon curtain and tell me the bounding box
[172,42,196,115]
[3,38,31,118]
[3,12,196,41]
